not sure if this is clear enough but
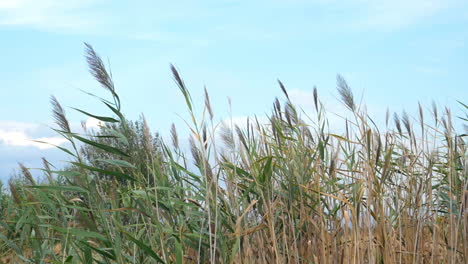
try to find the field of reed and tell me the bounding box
[0,44,466,263]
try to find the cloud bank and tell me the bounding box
[0,121,66,149]
[0,118,103,182]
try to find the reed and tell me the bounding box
[0,44,466,264]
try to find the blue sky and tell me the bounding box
[0,0,467,182]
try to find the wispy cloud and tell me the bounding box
[350,0,464,30]
[0,0,104,31]
[0,0,465,40]
[272,0,465,30]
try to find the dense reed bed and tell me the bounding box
[0,45,467,263]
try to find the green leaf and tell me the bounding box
[71,162,135,182]
[52,226,107,241]
[72,108,120,123]
[229,238,240,264]
[34,168,82,180]
[457,100,468,109]
[72,134,130,157]
[50,170,82,178]
[78,241,116,260]
[175,239,183,264]
[259,156,273,185]
[103,101,124,120]
[171,161,202,184]
[32,140,77,158]
[98,159,136,169]
[84,243,93,264]
[222,162,252,178]
[102,127,129,146]
[318,140,325,160]
[27,185,89,193]
[0,233,22,254]
[123,232,165,263]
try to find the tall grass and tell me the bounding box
[0,44,466,263]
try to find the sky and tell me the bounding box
[0,0,467,182]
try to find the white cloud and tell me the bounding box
[0,117,107,151]
[0,130,67,149]
[0,121,67,149]
[0,0,103,31]
[84,117,103,130]
[0,0,464,37]
[273,0,465,30]
[351,0,463,29]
